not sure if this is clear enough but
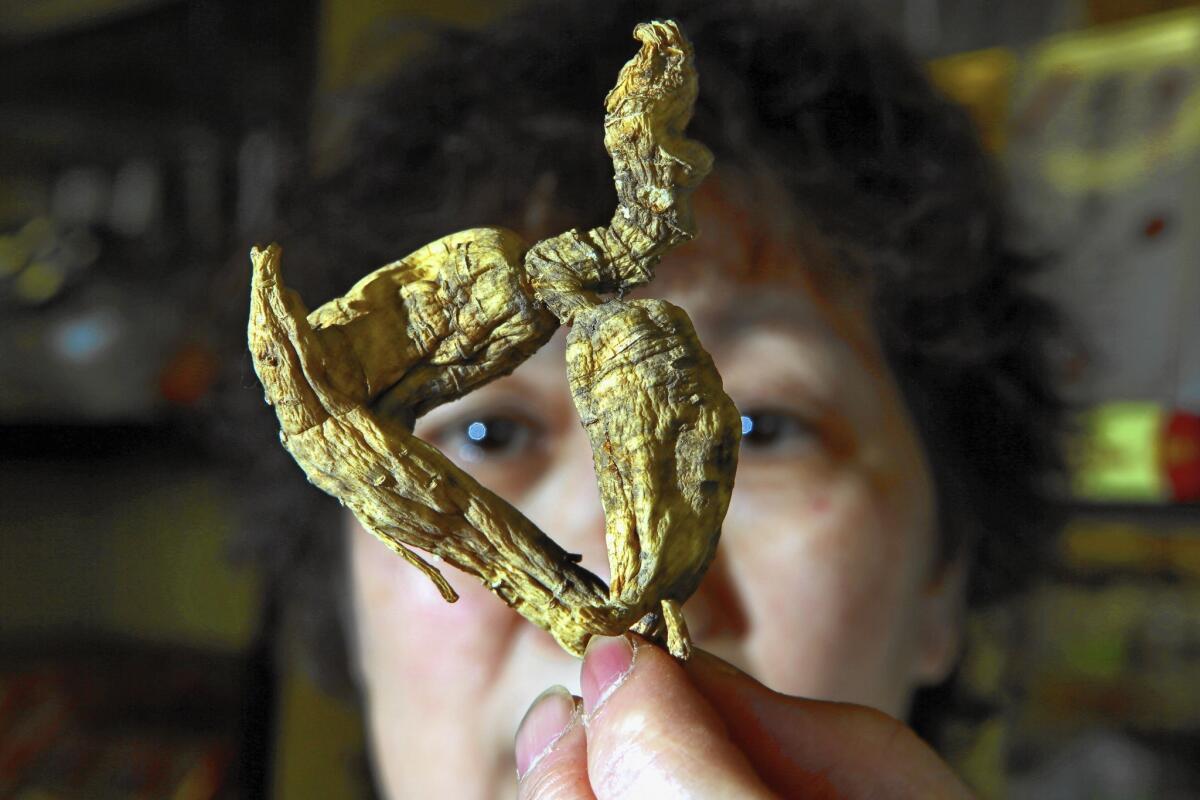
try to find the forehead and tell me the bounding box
[639,179,882,369]
[511,187,888,404]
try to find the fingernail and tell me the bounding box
[515,685,575,779]
[581,634,634,716]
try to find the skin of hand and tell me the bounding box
[346,180,969,798]
[514,634,975,799]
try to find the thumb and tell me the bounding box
[683,649,975,799]
[580,634,774,799]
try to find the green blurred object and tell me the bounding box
[1073,402,1168,501]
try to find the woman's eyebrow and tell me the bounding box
[705,287,878,362]
[698,295,829,344]
[697,295,879,374]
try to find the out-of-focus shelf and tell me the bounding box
[0,421,208,460]
[1067,501,1200,522]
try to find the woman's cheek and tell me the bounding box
[348,518,515,685]
[722,465,915,706]
[347,517,519,799]
[730,470,892,623]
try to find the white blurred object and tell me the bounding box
[51,167,109,226]
[1007,10,1200,413]
[108,158,162,238]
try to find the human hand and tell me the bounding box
[515,634,973,799]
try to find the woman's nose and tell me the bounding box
[525,424,613,584]
[525,421,748,643]
[683,544,749,642]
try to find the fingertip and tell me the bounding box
[516,691,592,800]
[515,685,577,780]
[580,634,634,717]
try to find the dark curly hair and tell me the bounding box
[218,0,1068,747]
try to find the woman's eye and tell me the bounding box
[417,406,552,498]
[739,409,818,454]
[464,417,523,452]
[436,414,539,464]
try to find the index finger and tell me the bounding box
[683,649,975,799]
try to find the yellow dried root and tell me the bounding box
[249,237,611,656]
[248,20,739,658]
[566,299,739,659]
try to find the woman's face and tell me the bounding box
[345,191,963,799]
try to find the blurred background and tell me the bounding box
[1,0,1198,797]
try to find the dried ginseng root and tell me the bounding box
[248,20,740,659]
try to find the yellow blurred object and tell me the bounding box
[0,460,257,651]
[928,47,1019,153]
[273,652,366,800]
[1088,0,1200,26]
[1022,8,1200,192]
[1061,520,1200,578]
[0,0,168,39]
[956,717,1008,800]
[318,0,523,93]
[1021,582,1200,733]
[312,0,523,171]
[16,215,53,251]
[14,260,65,303]
[0,234,26,276]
